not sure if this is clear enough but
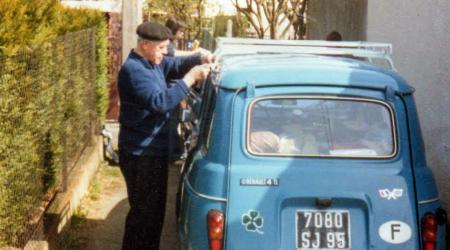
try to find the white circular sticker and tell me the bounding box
[378,220,411,244]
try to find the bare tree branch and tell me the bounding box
[145,0,207,40]
[233,0,265,38]
[233,0,307,39]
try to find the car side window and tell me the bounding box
[197,78,217,151]
[186,76,217,152]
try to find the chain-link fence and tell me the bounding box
[0,28,97,248]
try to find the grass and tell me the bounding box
[86,162,120,201]
[57,208,89,250]
[101,163,121,178]
[86,177,100,201]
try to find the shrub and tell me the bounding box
[0,0,108,246]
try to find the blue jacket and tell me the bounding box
[118,50,201,156]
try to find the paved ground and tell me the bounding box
[62,162,181,250]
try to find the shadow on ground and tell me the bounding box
[55,163,180,250]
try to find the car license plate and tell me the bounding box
[296,210,350,249]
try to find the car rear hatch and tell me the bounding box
[224,94,419,249]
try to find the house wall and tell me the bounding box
[306,0,367,41]
[366,0,450,211]
[306,0,450,211]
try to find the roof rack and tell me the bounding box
[215,37,395,70]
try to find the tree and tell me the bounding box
[145,0,206,39]
[214,13,250,38]
[232,0,308,39]
[284,0,308,39]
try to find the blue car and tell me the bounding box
[177,38,447,250]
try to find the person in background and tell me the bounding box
[165,17,187,56]
[165,17,192,159]
[165,17,211,56]
[165,18,212,160]
[117,21,214,250]
[326,30,343,41]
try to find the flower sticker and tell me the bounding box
[241,210,264,234]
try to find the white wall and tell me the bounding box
[367,0,450,210]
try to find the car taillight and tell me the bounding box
[207,209,224,250]
[422,213,437,250]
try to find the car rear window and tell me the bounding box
[247,96,396,158]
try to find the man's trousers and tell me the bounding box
[119,151,169,250]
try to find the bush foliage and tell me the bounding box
[0,0,108,247]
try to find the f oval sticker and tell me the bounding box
[378,220,411,244]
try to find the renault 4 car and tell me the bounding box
[177,38,447,250]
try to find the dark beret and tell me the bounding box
[136,22,173,41]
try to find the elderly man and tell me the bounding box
[117,22,213,250]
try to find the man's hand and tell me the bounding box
[197,48,216,64]
[183,64,211,88]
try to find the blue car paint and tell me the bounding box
[225,87,417,249]
[177,54,446,249]
[219,55,413,94]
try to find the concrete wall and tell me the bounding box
[306,0,367,40]
[366,0,450,210]
[25,137,103,250]
[122,0,143,64]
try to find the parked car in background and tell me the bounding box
[177,38,448,250]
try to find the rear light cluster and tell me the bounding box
[421,208,448,250]
[207,209,225,250]
[422,213,437,250]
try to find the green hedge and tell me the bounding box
[0,0,108,247]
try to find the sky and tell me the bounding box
[210,0,236,15]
